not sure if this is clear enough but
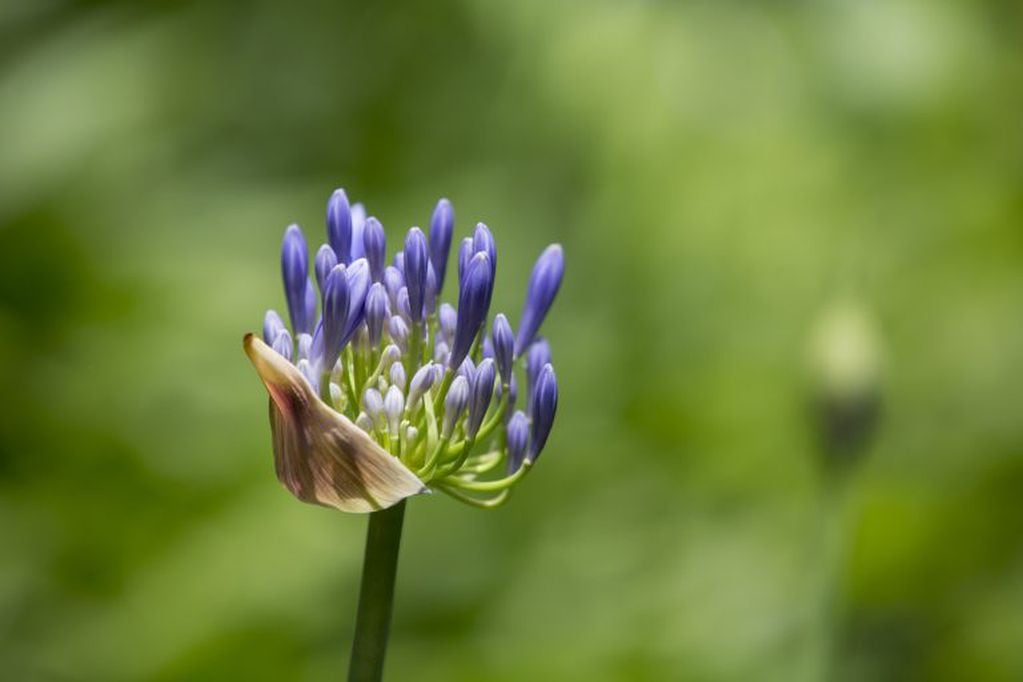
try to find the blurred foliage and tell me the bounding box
[1,0,1022,680]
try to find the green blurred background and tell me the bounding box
[2,0,1022,680]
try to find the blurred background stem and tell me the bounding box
[348,501,406,682]
[805,474,857,682]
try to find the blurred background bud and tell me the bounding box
[807,302,884,468]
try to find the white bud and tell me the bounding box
[384,385,405,437]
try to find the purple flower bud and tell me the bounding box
[473,224,497,315]
[365,283,389,347]
[442,375,469,438]
[431,364,445,385]
[281,224,312,334]
[434,341,450,364]
[515,244,564,356]
[396,287,412,322]
[388,315,409,352]
[526,338,552,407]
[528,363,558,461]
[438,303,457,344]
[389,362,407,391]
[473,223,497,276]
[425,261,438,315]
[297,333,313,362]
[310,320,323,363]
[382,342,401,361]
[482,335,494,359]
[363,217,387,282]
[271,329,293,361]
[467,358,496,438]
[403,228,428,323]
[383,266,404,307]
[363,387,384,424]
[449,252,493,370]
[350,203,367,261]
[341,258,371,344]
[506,410,529,473]
[303,280,318,335]
[321,265,351,370]
[457,237,473,286]
[384,385,405,436]
[314,244,338,295]
[326,189,352,264]
[492,314,514,385]
[392,251,405,274]
[263,309,286,343]
[407,363,435,409]
[429,198,454,294]
[297,358,318,391]
[457,357,476,383]
[380,344,402,372]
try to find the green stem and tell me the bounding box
[442,461,530,492]
[435,484,510,508]
[348,501,406,682]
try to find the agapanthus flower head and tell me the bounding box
[245,189,565,512]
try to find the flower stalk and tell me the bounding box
[348,501,407,682]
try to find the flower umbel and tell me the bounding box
[247,189,565,512]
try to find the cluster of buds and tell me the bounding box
[244,189,564,512]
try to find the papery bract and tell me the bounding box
[244,334,424,512]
